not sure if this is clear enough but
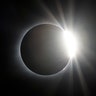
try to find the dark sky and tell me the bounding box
[1,0,96,96]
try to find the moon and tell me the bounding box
[20,24,70,75]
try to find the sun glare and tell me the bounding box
[63,29,78,59]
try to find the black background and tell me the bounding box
[1,0,96,96]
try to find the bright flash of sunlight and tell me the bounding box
[63,29,78,59]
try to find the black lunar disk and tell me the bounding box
[21,24,69,75]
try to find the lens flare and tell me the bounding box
[63,29,78,58]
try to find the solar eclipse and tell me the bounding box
[20,24,78,75]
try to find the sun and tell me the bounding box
[63,29,78,59]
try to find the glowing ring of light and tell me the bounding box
[17,22,71,78]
